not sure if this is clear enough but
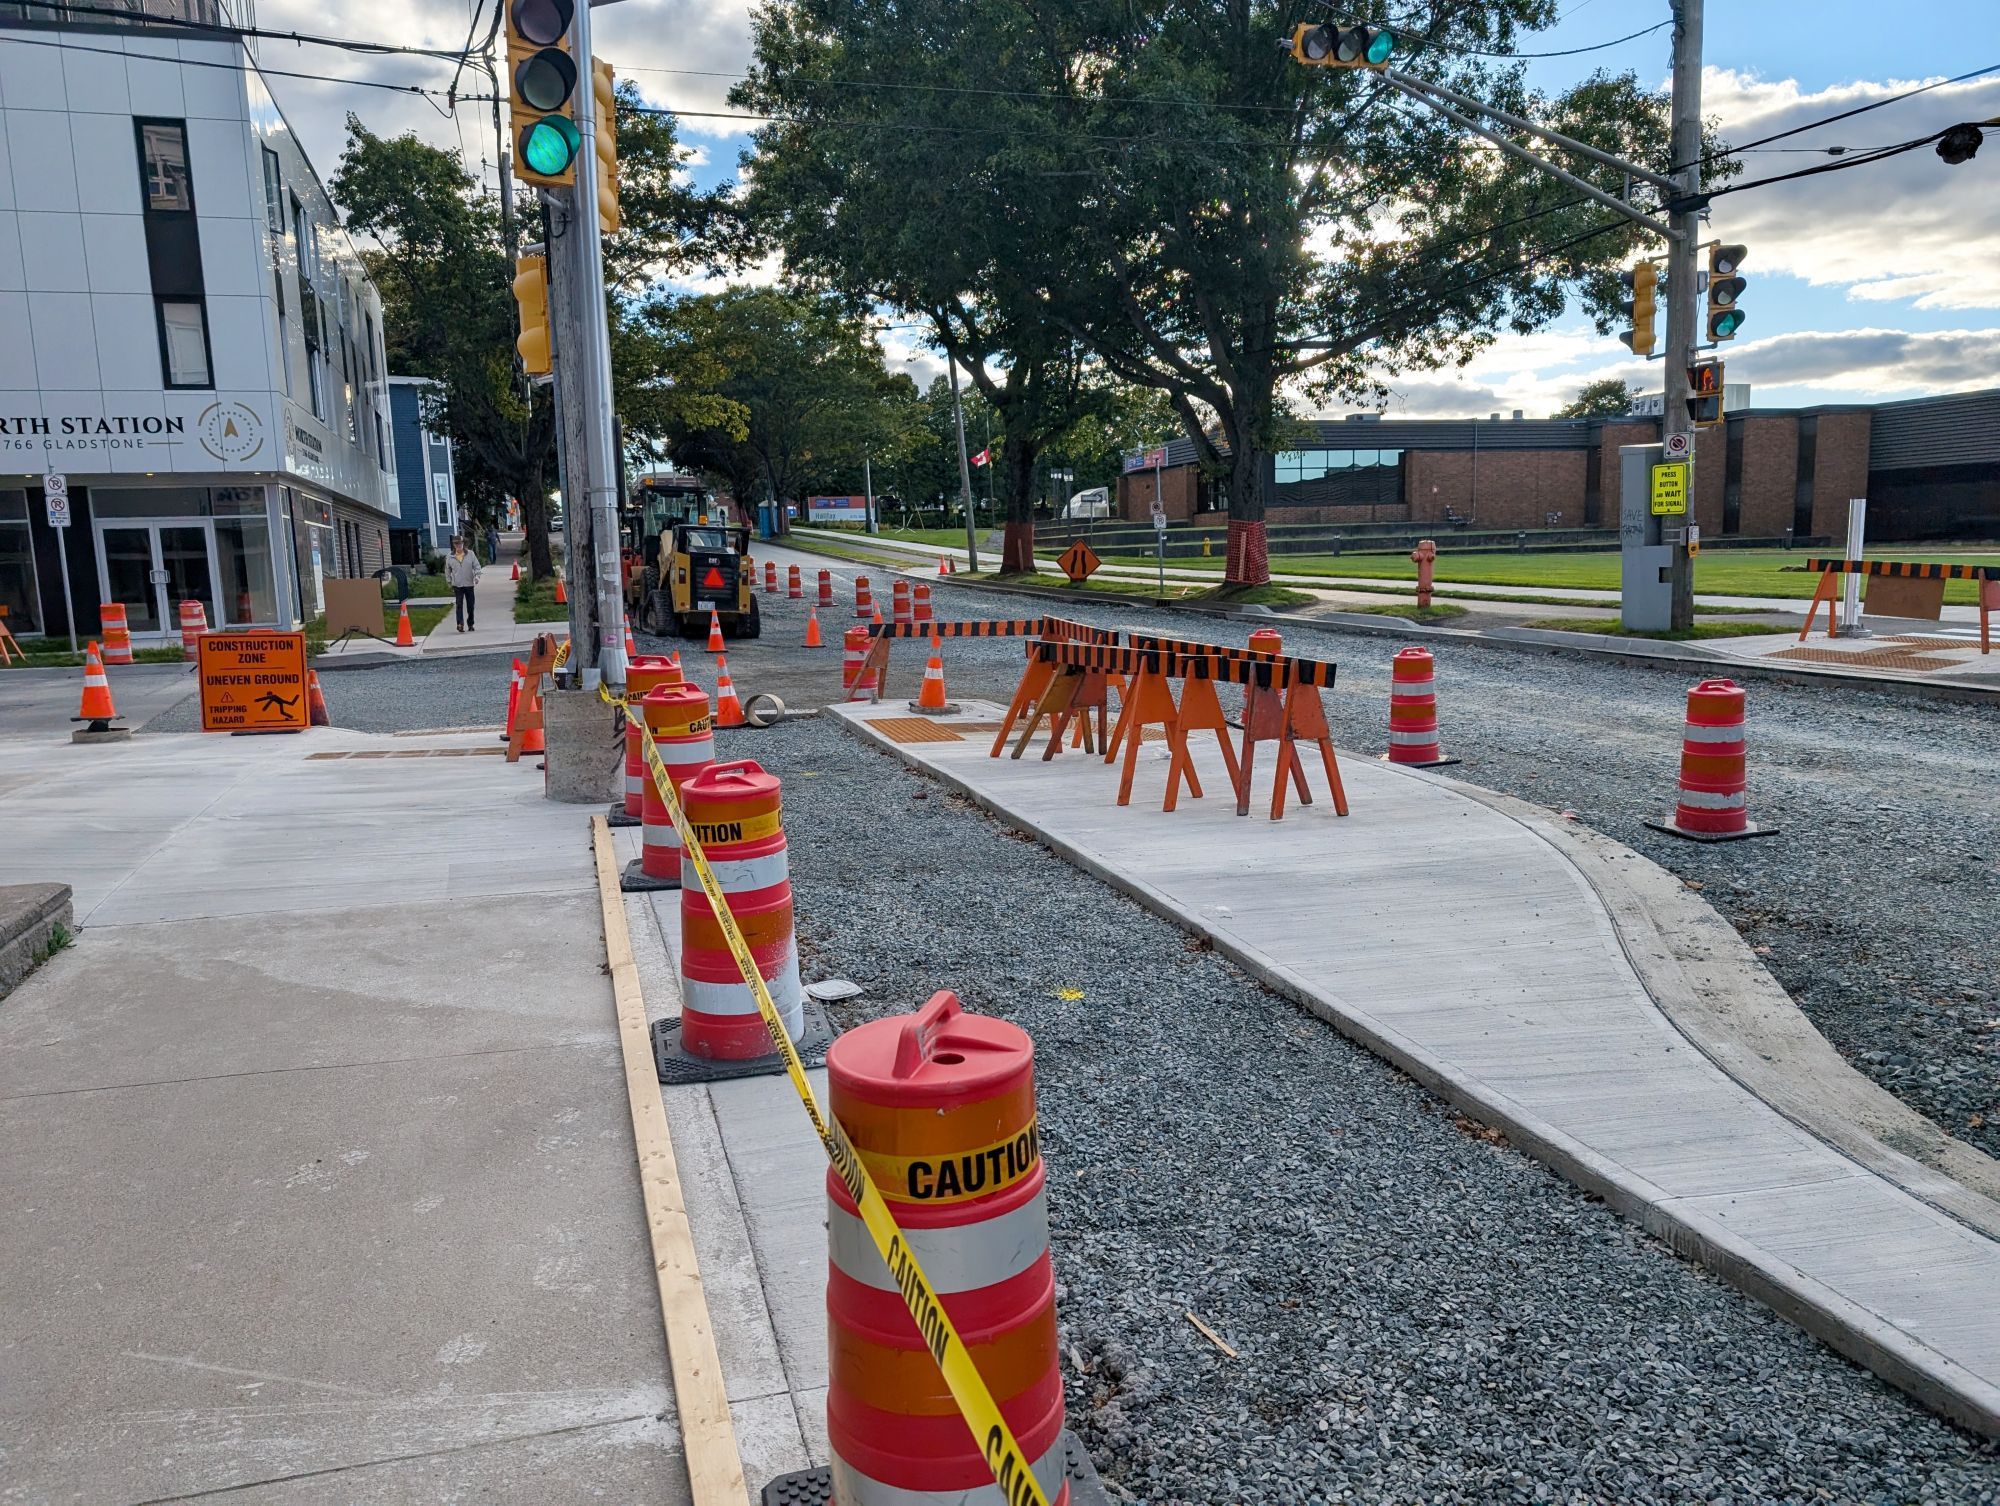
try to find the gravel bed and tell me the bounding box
[729,548,2000,1161]
[744,710,2000,1503]
[139,652,517,736]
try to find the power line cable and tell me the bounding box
[5,0,476,60]
[0,30,458,98]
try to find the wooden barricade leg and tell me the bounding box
[1174,677,1244,807]
[1268,680,1348,822]
[1981,578,1996,655]
[1235,677,1304,816]
[1011,668,1081,761]
[1046,669,1108,761]
[857,634,891,704]
[1116,666,1185,808]
[990,652,1053,757]
[506,635,556,762]
[1798,569,1838,641]
[0,621,20,666]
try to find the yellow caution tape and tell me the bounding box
[602,685,1055,1506]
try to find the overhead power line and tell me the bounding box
[3,0,477,60]
[0,31,457,99]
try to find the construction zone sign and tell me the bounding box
[198,631,309,733]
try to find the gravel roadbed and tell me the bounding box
[726,562,2000,1164]
[741,710,2000,1503]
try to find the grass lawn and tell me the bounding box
[398,573,455,598]
[514,573,570,624]
[1,645,187,670]
[1092,545,1999,603]
[1523,617,1803,641]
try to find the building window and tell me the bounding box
[138,121,193,212]
[1793,417,1819,538]
[1722,419,1745,535]
[261,145,284,237]
[156,299,213,388]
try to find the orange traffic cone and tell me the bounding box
[504,657,524,744]
[555,575,568,605]
[870,603,884,627]
[624,613,638,659]
[714,655,745,727]
[804,606,823,648]
[669,650,682,671]
[913,632,953,713]
[938,556,949,576]
[511,560,521,582]
[706,607,724,653]
[394,601,415,647]
[307,670,330,726]
[75,641,117,723]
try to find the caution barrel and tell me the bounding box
[824,991,1069,1505]
[1648,678,1776,843]
[854,576,875,621]
[1385,647,1455,767]
[675,760,804,1059]
[621,683,713,894]
[789,564,803,599]
[100,604,135,665]
[819,569,835,608]
[616,655,682,824]
[177,598,208,660]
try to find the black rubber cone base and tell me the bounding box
[1644,817,1780,843]
[652,997,833,1086]
[760,1431,1110,1506]
[907,699,963,716]
[606,802,641,829]
[620,857,680,893]
[1379,751,1460,769]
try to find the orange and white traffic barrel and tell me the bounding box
[623,682,714,894]
[854,576,875,621]
[892,579,913,628]
[1649,678,1776,842]
[765,560,778,594]
[819,569,835,608]
[843,625,881,701]
[676,759,803,1058]
[788,565,803,599]
[913,582,933,625]
[177,598,208,660]
[616,654,683,824]
[1385,647,1454,767]
[100,604,135,665]
[823,991,1069,1506]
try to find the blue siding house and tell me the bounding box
[387,378,460,563]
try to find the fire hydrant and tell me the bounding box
[1410,538,1437,610]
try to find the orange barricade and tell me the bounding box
[624,682,713,892]
[618,655,682,820]
[100,604,135,664]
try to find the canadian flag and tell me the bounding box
[970,447,990,467]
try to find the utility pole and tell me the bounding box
[1663,0,1703,632]
[947,355,980,573]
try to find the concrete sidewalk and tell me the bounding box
[830,696,2000,1439]
[0,726,692,1502]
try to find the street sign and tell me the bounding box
[1057,540,1101,583]
[198,631,310,733]
[1649,461,1690,517]
[44,473,70,528]
[1152,513,1168,533]
[1662,431,1691,459]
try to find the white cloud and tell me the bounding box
[1702,67,2000,311]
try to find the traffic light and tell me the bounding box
[591,57,620,237]
[1618,261,1658,356]
[1289,23,1394,68]
[1706,243,1747,341]
[507,0,581,187]
[1687,360,1724,426]
[513,249,551,377]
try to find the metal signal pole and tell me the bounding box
[1664,0,1704,632]
[947,356,980,573]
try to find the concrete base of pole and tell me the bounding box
[539,687,621,805]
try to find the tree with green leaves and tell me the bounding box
[734,0,1119,572]
[1552,377,1640,418]
[331,87,716,577]
[637,287,914,524]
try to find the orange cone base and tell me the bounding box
[1643,816,1780,843]
[907,698,962,717]
[71,723,133,743]
[647,998,833,1086]
[618,855,678,892]
[1378,751,1461,769]
[761,1431,1103,1505]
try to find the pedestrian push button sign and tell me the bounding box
[198,631,310,732]
[1649,460,1690,517]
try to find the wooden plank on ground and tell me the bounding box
[591,816,747,1506]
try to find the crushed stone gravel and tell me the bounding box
[745,709,2000,1503]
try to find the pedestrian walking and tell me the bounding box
[485,524,500,566]
[445,536,481,632]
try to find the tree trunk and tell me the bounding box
[518,482,555,579]
[1223,446,1270,589]
[1000,436,1039,574]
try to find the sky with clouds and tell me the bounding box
[253,0,2000,419]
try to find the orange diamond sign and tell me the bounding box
[1057,540,1101,583]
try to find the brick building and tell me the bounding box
[1114,389,1998,544]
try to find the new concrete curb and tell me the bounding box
[0,883,74,1002]
[830,708,2000,1441]
[778,538,2000,706]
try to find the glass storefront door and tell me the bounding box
[101,526,164,635]
[95,522,221,638]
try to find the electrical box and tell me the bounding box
[1620,442,1674,633]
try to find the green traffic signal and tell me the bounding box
[521,114,582,177]
[1364,28,1394,64]
[1709,307,1745,340]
